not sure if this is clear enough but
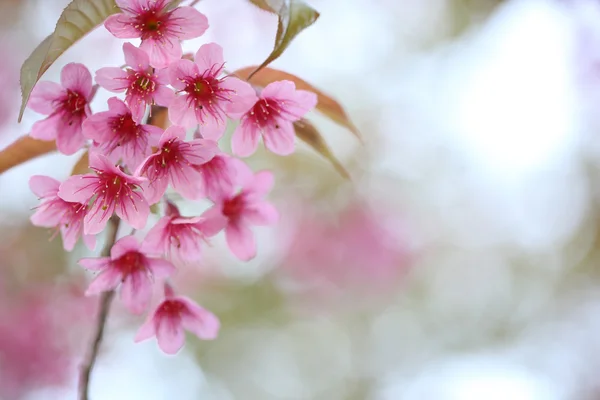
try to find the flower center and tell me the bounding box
[110,114,141,146]
[63,90,87,116]
[129,72,156,98]
[137,10,167,40]
[222,194,245,219]
[115,251,146,276]
[159,300,185,316]
[250,98,283,127]
[185,77,219,103]
[158,139,184,168]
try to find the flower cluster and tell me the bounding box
[26,0,317,355]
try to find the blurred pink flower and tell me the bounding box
[79,236,175,314]
[135,125,218,204]
[28,63,93,155]
[58,154,149,234]
[83,97,163,170]
[29,175,96,251]
[168,42,255,136]
[142,202,226,263]
[96,43,174,122]
[105,0,208,68]
[230,80,317,157]
[134,283,219,354]
[193,153,244,201]
[204,169,278,261]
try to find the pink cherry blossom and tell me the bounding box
[104,0,209,68]
[29,175,96,251]
[204,170,279,261]
[79,236,175,314]
[27,63,93,155]
[193,154,244,200]
[96,43,174,122]
[134,283,219,354]
[230,80,318,157]
[58,154,150,235]
[135,125,218,204]
[142,202,226,263]
[168,42,256,137]
[83,97,163,169]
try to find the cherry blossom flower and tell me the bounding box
[193,154,245,200]
[203,170,278,261]
[79,236,175,314]
[105,0,209,68]
[58,154,149,235]
[83,97,163,169]
[27,63,93,155]
[134,283,219,354]
[96,43,174,122]
[168,42,256,137]
[29,175,96,251]
[142,202,226,263]
[135,125,218,204]
[230,80,318,157]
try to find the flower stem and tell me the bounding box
[78,216,121,400]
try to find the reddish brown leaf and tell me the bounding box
[148,105,170,129]
[293,119,349,179]
[70,150,90,175]
[0,136,56,174]
[234,66,362,141]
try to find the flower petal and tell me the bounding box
[194,43,224,73]
[141,37,182,69]
[168,7,209,40]
[29,175,60,198]
[221,78,257,118]
[141,216,171,255]
[244,202,279,226]
[116,191,150,230]
[110,235,140,259]
[95,67,129,92]
[123,42,149,70]
[231,119,260,157]
[104,14,140,39]
[85,268,123,295]
[168,95,197,128]
[179,297,220,340]
[61,63,92,98]
[261,119,296,156]
[78,257,111,271]
[120,271,153,314]
[168,59,199,91]
[156,313,185,354]
[29,114,60,141]
[225,222,256,261]
[55,119,86,155]
[134,313,157,342]
[147,258,176,279]
[28,82,64,114]
[58,175,98,203]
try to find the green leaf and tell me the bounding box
[18,0,120,122]
[0,136,56,175]
[247,0,319,80]
[293,119,350,179]
[234,66,362,141]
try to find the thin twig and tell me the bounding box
[78,216,121,400]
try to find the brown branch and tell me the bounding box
[78,216,121,400]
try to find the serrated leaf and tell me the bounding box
[293,119,349,179]
[0,136,56,175]
[247,0,319,80]
[18,0,120,122]
[71,150,89,175]
[234,66,362,141]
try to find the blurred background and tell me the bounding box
[4,0,600,398]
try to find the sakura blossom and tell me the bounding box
[168,42,256,137]
[95,42,174,122]
[142,202,226,262]
[29,175,96,251]
[230,80,318,157]
[104,0,209,68]
[135,125,219,204]
[203,170,279,261]
[58,154,149,235]
[193,153,245,201]
[83,97,163,169]
[79,236,175,314]
[134,283,219,354]
[27,63,93,155]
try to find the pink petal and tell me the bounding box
[108,96,130,114]
[153,85,175,108]
[168,59,199,90]
[261,120,296,156]
[231,119,260,157]
[225,222,256,261]
[170,230,203,262]
[30,206,63,228]
[104,14,140,39]
[83,234,97,250]
[110,235,141,259]
[156,313,185,354]
[196,210,227,236]
[170,165,202,200]
[28,82,64,114]
[142,124,164,147]
[134,313,157,343]
[82,111,112,141]
[141,37,182,69]
[61,223,82,251]
[160,125,186,144]
[244,202,279,226]
[230,157,255,188]
[123,42,150,70]
[155,67,170,85]
[221,78,258,118]
[116,191,150,230]
[61,63,92,98]
[178,297,220,340]
[261,80,297,102]
[78,257,111,271]
[95,67,129,92]
[55,120,86,155]
[84,198,116,235]
[140,171,168,205]
[128,96,148,123]
[168,7,209,40]
[85,268,123,295]
[29,175,60,197]
[141,216,170,255]
[287,89,318,118]
[120,272,153,314]
[146,258,176,278]
[194,43,224,73]
[185,139,218,165]
[29,114,60,141]
[168,95,197,128]
[198,111,227,140]
[58,175,98,203]
[247,170,275,196]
